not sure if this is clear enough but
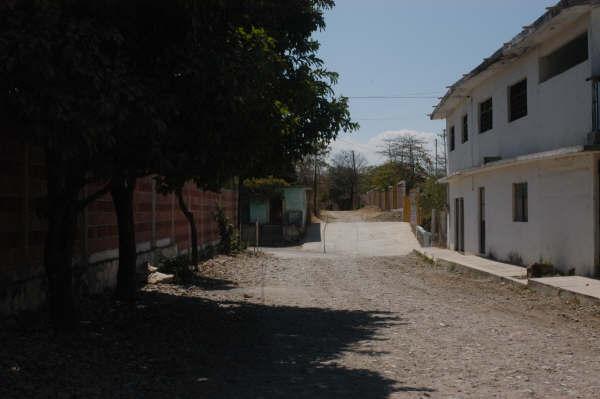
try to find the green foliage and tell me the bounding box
[1,0,357,326]
[415,177,446,232]
[421,217,432,232]
[374,134,432,187]
[363,162,410,191]
[214,203,245,255]
[243,176,290,200]
[418,177,447,213]
[158,254,194,283]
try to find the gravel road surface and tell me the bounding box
[3,209,600,398]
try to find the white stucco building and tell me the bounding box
[431,1,600,276]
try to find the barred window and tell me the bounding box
[479,98,493,133]
[513,183,528,222]
[509,79,527,122]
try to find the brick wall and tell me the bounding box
[364,181,407,210]
[1,137,238,315]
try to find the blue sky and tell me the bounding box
[314,0,556,163]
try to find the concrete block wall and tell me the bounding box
[364,181,407,210]
[0,136,238,316]
[397,182,406,210]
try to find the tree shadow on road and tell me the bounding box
[181,276,238,291]
[2,289,436,398]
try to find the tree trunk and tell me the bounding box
[176,188,198,268]
[237,177,242,230]
[44,195,78,332]
[111,177,137,302]
[43,152,80,332]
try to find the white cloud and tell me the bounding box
[330,129,441,165]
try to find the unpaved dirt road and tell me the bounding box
[4,209,600,398]
[241,210,600,398]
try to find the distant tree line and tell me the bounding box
[321,131,448,211]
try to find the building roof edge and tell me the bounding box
[431,0,598,121]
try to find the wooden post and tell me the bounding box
[255,219,259,252]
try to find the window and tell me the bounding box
[449,126,455,151]
[539,33,588,83]
[479,98,493,133]
[513,183,528,222]
[509,79,527,122]
[461,114,468,143]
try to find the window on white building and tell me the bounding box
[449,126,455,151]
[513,182,528,222]
[509,79,527,122]
[479,98,493,133]
[539,32,588,83]
[461,114,468,143]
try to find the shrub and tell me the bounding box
[214,203,246,255]
[158,254,194,283]
[243,176,289,201]
[420,215,432,232]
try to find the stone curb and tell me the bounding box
[414,249,600,305]
[413,249,527,288]
[527,279,600,306]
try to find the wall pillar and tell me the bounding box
[589,7,600,77]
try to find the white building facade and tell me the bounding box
[432,1,600,276]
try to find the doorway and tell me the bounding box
[269,198,282,225]
[454,197,464,252]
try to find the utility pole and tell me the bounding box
[313,153,318,216]
[442,129,447,172]
[351,150,356,210]
[435,138,438,176]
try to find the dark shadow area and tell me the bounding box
[302,222,322,244]
[1,290,436,398]
[179,276,238,291]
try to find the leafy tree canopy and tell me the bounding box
[0,0,357,328]
[243,176,290,200]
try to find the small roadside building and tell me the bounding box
[244,186,312,245]
[431,1,600,276]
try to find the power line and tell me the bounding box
[348,96,439,99]
[354,118,406,121]
[404,91,445,95]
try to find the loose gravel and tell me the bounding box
[3,248,600,398]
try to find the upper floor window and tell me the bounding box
[449,126,455,151]
[509,79,527,122]
[513,182,528,222]
[479,98,493,133]
[461,114,468,143]
[539,32,588,83]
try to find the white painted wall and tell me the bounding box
[447,154,598,276]
[446,15,592,175]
